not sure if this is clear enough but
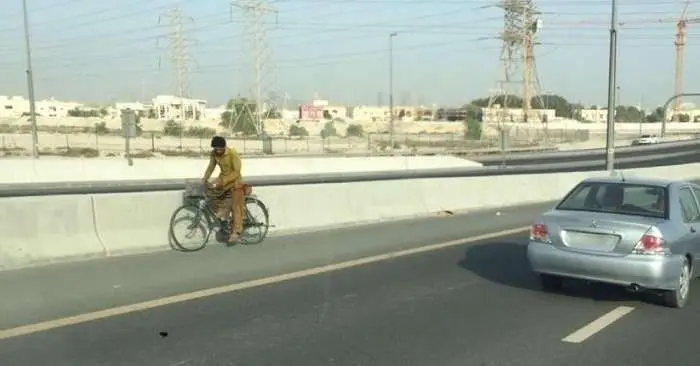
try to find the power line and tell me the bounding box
[0,0,693,105]
[0,5,682,55]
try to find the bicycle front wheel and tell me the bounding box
[241,197,270,245]
[169,204,210,252]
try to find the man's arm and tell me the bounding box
[202,153,216,183]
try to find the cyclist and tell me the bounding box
[202,136,244,243]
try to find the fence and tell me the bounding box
[0,129,590,158]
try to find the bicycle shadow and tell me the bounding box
[457,239,652,303]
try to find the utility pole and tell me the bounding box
[638,95,644,135]
[389,32,397,150]
[232,0,278,135]
[21,0,39,159]
[159,4,194,150]
[604,0,618,173]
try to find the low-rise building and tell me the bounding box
[0,96,29,117]
[0,95,82,118]
[152,95,207,121]
[481,106,556,123]
[580,108,609,123]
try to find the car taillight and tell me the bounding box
[530,223,549,242]
[633,232,667,255]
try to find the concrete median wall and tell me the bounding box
[2,163,700,271]
[0,195,105,270]
[92,191,181,256]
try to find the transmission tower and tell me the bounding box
[487,0,544,125]
[232,0,278,134]
[159,6,195,100]
[158,5,195,149]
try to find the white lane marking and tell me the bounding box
[0,226,530,340]
[562,306,635,344]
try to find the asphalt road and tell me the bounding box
[1,202,699,365]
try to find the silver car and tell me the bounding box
[527,175,700,308]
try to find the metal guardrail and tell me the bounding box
[476,138,700,166]
[239,145,558,159]
[1,138,698,198]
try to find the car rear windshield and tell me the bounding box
[556,182,668,219]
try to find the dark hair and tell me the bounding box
[210,136,226,148]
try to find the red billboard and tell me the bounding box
[299,104,323,120]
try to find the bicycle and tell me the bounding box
[168,180,270,252]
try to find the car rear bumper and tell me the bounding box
[527,242,683,290]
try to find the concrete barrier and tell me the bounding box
[91,191,181,255]
[0,194,105,270]
[1,162,700,271]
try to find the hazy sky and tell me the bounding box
[0,0,697,108]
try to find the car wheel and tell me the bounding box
[540,274,564,292]
[662,257,691,309]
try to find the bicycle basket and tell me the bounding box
[184,179,207,197]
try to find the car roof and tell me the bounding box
[581,175,690,187]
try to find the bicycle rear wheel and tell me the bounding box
[169,204,210,252]
[240,196,270,245]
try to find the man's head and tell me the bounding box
[210,136,226,155]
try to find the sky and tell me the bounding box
[0,0,697,108]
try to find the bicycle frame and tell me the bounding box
[188,193,259,243]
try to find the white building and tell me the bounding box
[481,106,556,123]
[152,95,207,121]
[37,98,82,118]
[0,96,29,117]
[115,102,146,113]
[0,95,82,118]
[204,105,227,122]
[350,106,390,121]
[580,108,609,123]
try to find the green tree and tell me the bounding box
[468,93,585,120]
[68,108,100,118]
[614,106,643,122]
[94,121,108,134]
[470,95,523,108]
[320,121,337,139]
[289,124,308,137]
[646,107,665,122]
[134,115,143,135]
[163,120,182,136]
[265,107,282,119]
[187,126,216,138]
[459,104,483,139]
[346,124,364,137]
[220,98,258,136]
[531,94,574,118]
[462,104,483,121]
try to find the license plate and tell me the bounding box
[562,231,620,252]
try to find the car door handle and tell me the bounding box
[691,227,697,233]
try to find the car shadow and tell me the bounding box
[458,240,661,304]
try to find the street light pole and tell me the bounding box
[604,0,618,174]
[389,32,397,150]
[21,0,39,159]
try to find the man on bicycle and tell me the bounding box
[202,136,244,243]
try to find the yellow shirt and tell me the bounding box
[203,147,242,190]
